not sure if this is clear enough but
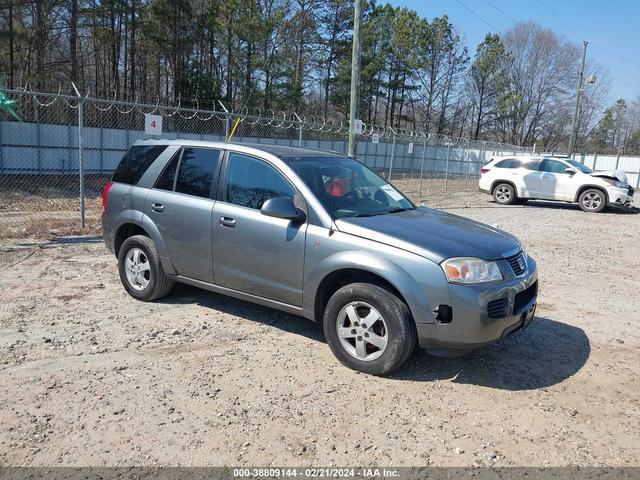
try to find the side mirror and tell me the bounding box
[261,197,306,222]
[564,167,577,175]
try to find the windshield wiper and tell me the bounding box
[352,212,386,217]
[350,207,413,218]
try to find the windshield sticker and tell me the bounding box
[381,184,404,201]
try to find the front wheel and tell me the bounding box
[323,283,417,376]
[578,188,607,213]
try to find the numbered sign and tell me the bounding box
[371,133,380,144]
[145,114,163,136]
[407,142,414,154]
[353,119,363,135]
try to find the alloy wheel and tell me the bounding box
[495,186,512,203]
[582,191,602,211]
[336,301,388,361]
[124,247,151,291]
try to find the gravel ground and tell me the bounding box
[0,185,639,467]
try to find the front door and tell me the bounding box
[539,159,575,201]
[144,146,222,283]
[212,152,307,306]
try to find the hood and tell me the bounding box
[590,169,628,183]
[335,206,521,263]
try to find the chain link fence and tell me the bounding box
[0,87,531,241]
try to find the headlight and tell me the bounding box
[603,178,628,188]
[441,257,503,284]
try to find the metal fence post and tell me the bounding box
[72,83,86,229]
[615,154,620,171]
[444,142,451,192]
[418,136,427,197]
[293,113,303,147]
[464,140,471,190]
[388,133,396,181]
[593,152,598,171]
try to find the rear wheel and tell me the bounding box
[118,235,174,301]
[492,183,516,205]
[578,188,607,213]
[323,283,416,376]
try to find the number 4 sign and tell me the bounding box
[145,114,163,136]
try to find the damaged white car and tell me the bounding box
[479,155,635,213]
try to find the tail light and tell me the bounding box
[101,181,114,215]
[480,167,491,174]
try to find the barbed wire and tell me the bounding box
[2,85,530,152]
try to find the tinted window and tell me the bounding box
[567,159,593,173]
[523,160,542,171]
[174,148,220,198]
[495,159,520,169]
[541,159,568,173]
[225,153,294,209]
[154,150,180,191]
[112,145,167,185]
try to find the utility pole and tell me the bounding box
[348,0,363,158]
[568,41,588,158]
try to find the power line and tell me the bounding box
[536,0,640,71]
[483,0,516,23]
[454,0,500,33]
[611,77,640,91]
[590,44,640,70]
[535,0,583,40]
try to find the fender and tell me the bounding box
[490,179,518,197]
[574,184,609,203]
[303,249,444,325]
[112,210,177,275]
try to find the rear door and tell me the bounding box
[211,151,307,306]
[519,158,543,197]
[144,146,222,283]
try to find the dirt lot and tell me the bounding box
[0,185,639,467]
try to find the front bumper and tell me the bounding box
[417,256,538,356]
[606,185,634,208]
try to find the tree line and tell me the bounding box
[1,0,639,153]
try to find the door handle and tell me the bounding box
[220,216,236,227]
[151,203,165,213]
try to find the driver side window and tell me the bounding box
[541,159,568,173]
[225,153,294,210]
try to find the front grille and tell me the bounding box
[487,298,508,319]
[513,281,538,315]
[505,251,527,276]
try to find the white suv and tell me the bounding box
[479,155,635,213]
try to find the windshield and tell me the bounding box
[567,159,593,174]
[285,156,415,219]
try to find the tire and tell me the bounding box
[578,188,607,213]
[492,183,516,205]
[118,235,174,301]
[323,283,417,376]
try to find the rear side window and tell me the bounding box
[495,159,520,169]
[154,150,180,191]
[174,147,221,198]
[112,145,167,185]
[523,160,542,171]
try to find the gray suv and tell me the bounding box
[102,140,538,375]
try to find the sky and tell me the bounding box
[388,0,640,105]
